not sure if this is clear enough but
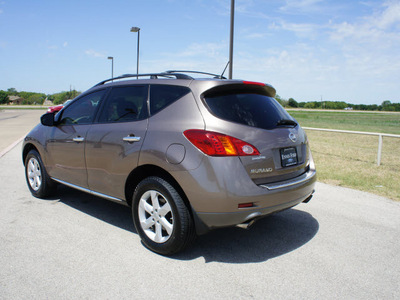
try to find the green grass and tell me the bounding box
[0,105,47,110]
[288,110,400,134]
[286,110,400,201]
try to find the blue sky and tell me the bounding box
[1,0,399,104]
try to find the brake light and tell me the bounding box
[243,81,266,86]
[184,130,260,156]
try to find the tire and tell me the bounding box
[132,176,196,255]
[25,150,56,198]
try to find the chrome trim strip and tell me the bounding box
[51,178,124,202]
[260,169,316,191]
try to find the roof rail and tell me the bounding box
[166,70,227,79]
[93,72,194,87]
[93,70,227,87]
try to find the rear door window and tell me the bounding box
[203,88,295,130]
[149,85,190,115]
[98,85,148,123]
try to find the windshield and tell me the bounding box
[203,90,296,130]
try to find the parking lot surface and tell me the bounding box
[1,115,400,299]
[0,109,45,156]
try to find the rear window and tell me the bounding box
[203,89,295,130]
[150,85,191,115]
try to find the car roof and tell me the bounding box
[87,70,276,98]
[93,70,226,87]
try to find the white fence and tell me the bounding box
[303,127,400,166]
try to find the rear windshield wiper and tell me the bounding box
[276,119,298,127]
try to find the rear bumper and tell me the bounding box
[194,188,314,234]
[173,156,317,234]
[260,169,316,190]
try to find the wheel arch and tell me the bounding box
[125,164,210,235]
[124,164,189,207]
[22,143,39,166]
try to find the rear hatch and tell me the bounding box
[201,82,311,185]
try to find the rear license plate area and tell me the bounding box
[280,147,298,167]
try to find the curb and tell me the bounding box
[0,135,26,158]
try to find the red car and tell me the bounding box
[47,100,72,114]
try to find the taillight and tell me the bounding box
[183,130,260,156]
[243,81,266,86]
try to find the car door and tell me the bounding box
[85,85,149,200]
[45,89,106,187]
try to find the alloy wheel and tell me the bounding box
[27,157,42,191]
[138,190,174,243]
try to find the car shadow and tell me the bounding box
[53,185,319,264]
[174,209,319,263]
[53,185,135,233]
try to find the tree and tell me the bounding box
[7,88,17,95]
[275,95,288,107]
[288,98,298,108]
[0,90,8,104]
[304,101,323,109]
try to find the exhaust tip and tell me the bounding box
[236,219,256,230]
[303,191,314,203]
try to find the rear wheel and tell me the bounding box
[25,150,56,198]
[132,176,195,255]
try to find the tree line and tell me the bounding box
[1,87,399,112]
[275,95,400,112]
[0,88,81,105]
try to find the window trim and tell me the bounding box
[55,88,108,126]
[148,84,191,117]
[94,84,150,124]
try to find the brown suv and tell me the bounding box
[23,71,316,255]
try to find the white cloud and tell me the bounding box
[63,42,68,47]
[279,0,323,13]
[179,42,226,58]
[328,1,400,78]
[233,0,400,103]
[270,20,322,39]
[141,42,228,75]
[85,49,106,58]
[376,1,400,29]
[330,1,400,42]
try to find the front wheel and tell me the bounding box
[25,149,56,198]
[132,176,196,255]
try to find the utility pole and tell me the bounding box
[229,0,235,79]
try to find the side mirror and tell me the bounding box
[41,113,55,126]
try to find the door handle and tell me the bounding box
[72,136,85,143]
[123,135,141,143]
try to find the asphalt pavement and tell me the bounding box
[1,110,400,299]
[0,109,46,156]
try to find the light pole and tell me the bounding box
[107,56,114,79]
[229,0,235,79]
[130,26,140,79]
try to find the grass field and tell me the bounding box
[288,110,400,201]
[288,110,400,134]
